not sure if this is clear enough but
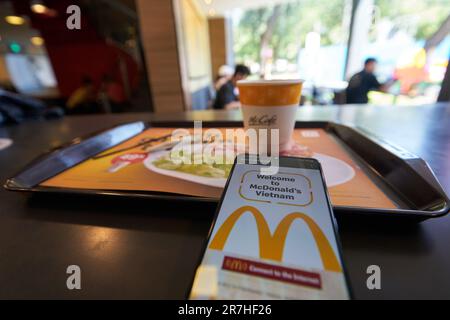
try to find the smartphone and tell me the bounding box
[188,154,351,300]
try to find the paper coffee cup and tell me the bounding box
[237,79,303,153]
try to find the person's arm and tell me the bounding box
[369,74,383,91]
[370,74,393,93]
[225,101,241,110]
[214,77,228,91]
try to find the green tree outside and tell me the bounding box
[234,0,450,66]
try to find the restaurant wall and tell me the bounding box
[175,0,212,110]
[136,0,213,111]
[208,17,228,80]
[45,43,139,97]
[136,0,186,113]
[12,0,139,99]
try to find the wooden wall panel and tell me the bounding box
[0,56,10,83]
[208,17,227,80]
[136,0,185,113]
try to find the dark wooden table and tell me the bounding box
[1,103,450,299]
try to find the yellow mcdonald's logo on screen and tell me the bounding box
[208,205,342,273]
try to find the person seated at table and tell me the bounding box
[213,64,250,110]
[99,74,127,113]
[346,58,389,104]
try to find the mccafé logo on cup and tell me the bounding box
[237,79,303,153]
[248,114,277,126]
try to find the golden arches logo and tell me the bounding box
[209,206,342,273]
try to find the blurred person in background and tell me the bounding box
[66,76,98,114]
[213,64,250,110]
[346,58,390,104]
[99,74,127,113]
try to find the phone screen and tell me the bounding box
[189,155,351,300]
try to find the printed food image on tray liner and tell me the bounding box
[42,128,395,209]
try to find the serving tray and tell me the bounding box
[4,120,449,222]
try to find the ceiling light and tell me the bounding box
[31,36,45,46]
[5,15,26,26]
[31,1,57,17]
[204,0,212,4]
[31,4,48,14]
